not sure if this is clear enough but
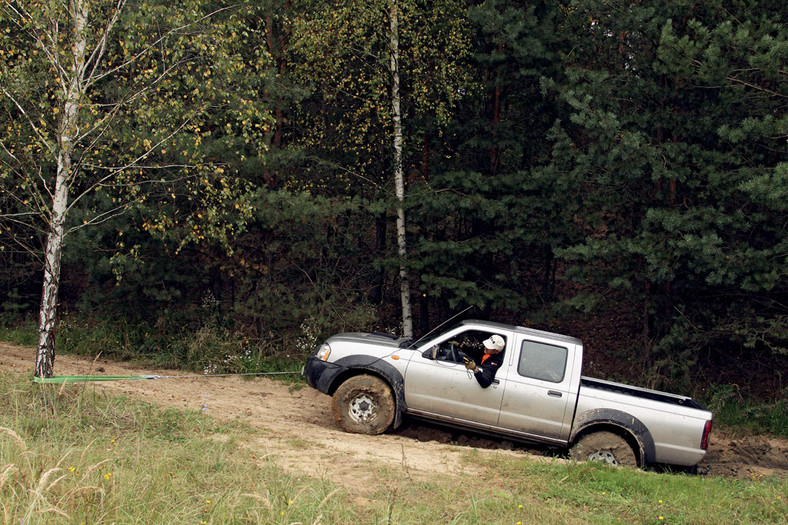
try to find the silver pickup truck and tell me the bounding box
[303,320,713,468]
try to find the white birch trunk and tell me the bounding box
[389,1,412,338]
[35,0,89,377]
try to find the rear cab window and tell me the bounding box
[517,340,568,383]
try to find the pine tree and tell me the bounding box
[548,0,787,385]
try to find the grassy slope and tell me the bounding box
[1,371,786,525]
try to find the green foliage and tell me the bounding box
[702,384,788,437]
[283,0,474,205]
[0,0,276,331]
[405,0,571,318]
[545,0,788,387]
[0,317,36,346]
[1,0,786,399]
[221,188,382,339]
[51,311,312,375]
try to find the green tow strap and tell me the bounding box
[33,375,160,384]
[32,370,301,384]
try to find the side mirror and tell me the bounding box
[422,345,438,360]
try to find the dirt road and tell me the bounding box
[2,341,786,492]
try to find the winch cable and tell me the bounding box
[32,307,475,385]
[32,370,301,384]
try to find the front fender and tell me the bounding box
[570,408,656,465]
[328,356,407,430]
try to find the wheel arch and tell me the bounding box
[328,356,406,429]
[570,408,656,467]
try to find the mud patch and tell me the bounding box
[395,420,542,454]
[701,433,788,479]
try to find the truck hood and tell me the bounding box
[327,332,409,349]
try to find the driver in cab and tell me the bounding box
[463,335,505,388]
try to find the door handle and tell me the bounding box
[547,390,562,398]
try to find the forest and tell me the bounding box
[0,1,786,402]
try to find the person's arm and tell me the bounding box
[469,358,502,388]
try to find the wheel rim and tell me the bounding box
[348,394,377,423]
[587,450,619,466]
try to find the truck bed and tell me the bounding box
[577,376,711,465]
[581,376,707,410]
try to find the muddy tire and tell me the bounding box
[332,375,395,435]
[571,431,639,468]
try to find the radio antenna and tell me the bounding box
[405,305,474,348]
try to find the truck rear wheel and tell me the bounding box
[332,375,395,435]
[571,431,638,467]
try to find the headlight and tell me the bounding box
[316,343,331,361]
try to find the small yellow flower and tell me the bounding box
[68,466,76,472]
[104,473,112,480]
[288,500,293,505]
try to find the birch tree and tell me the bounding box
[0,0,267,377]
[389,0,412,337]
[288,0,471,335]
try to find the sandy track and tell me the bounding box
[2,341,786,492]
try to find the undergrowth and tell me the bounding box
[0,316,306,379]
[701,384,788,437]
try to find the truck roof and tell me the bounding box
[457,319,583,346]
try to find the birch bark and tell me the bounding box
[389,0,412,338]
[35,0,90,377]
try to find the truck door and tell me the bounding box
[404,328,508,427]
[497,338,577,442]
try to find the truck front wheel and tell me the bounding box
[571,431,638,467]
[332,375,395,435]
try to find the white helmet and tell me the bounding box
[483,334,505,351]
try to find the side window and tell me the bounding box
[429,330,506,363]
[517,340,567,383]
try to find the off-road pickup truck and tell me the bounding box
[303,320,713,468]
